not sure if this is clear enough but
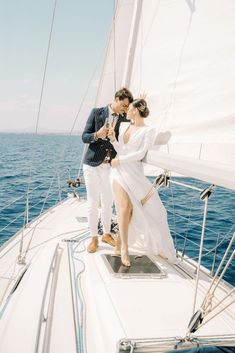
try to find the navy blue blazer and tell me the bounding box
[82,106,128,167]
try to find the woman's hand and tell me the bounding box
[111,158,120,168]
[108,126,115,142]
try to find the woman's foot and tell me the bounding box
[121,248,131,267]
[114,235,121,256]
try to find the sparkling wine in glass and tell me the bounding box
[111,115,118,128]
[104,117,111,140]
[105,117,110,129]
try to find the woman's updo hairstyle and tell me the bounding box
[132,99,149,118]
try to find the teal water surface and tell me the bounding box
[0,133,234,286]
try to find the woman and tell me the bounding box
[108,99,177,267]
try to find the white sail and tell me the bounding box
[0,3,235,353]
[100,0,235,188]
[129,0,235,140]
[130,0,235,187]
[95,0,136,106]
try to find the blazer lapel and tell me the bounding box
[103,106,109,122]
[97,106,109,129]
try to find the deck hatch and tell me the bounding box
[103,254,166,278]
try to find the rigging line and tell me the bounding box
[203,287,235,320]
[169,183,178,254]
[0,195,24,213]
[168,177,201,259]
[196,234,235,321]
[23,174,58,257]
[0,178,62,214]
[182,194,196,258]
[35,0,58,136]
[0,175,69,230]
[0,211,25,234]
[94,1,121,103]
[197,298,235,331]
[211,233,220,275]
[17,9,98,260]
[202,224,235,257]
[78,3,127,178]
[77,145,88,180]
[69,64,98,136]
[206,248,235,298]
[173,231,206,249]
[113,0,117,92]
[22,65,98,258]
[71,5,120,179]
[22,174,66,260]
[18,0,58,262]
[192,195,209,315]
[71,65,99,179]
[17,31,104,261]
[167,207,225,238]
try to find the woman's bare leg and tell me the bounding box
[113,180,133,266]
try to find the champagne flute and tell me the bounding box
[111,115,118,128]
[105,117,110,129]
[104,117,111,140]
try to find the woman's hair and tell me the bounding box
[132,99,149,118]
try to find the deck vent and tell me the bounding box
[103,254,166,278]
[76,217,88,223]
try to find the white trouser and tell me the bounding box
[83,163,113,237]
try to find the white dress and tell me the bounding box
[111,122,177,263]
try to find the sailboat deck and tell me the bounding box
[0,197,234,353]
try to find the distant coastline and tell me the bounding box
[0,131,82,136]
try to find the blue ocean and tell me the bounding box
[0,133,234,286]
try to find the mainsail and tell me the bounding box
[98,0,235,189]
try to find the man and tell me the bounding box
[82,87,133,253]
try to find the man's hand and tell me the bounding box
[111,158,120,168]
[108,126,115,142]
[96,125,108,140]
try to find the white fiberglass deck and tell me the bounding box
[0,197,234,353]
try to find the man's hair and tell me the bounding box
[115,87,133,103]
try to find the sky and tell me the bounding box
[0,0,114,134]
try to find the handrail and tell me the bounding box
[1,176,233,281]
[67,232,90,353]
[117,335,235,353]
[0,197,76,259]
[0,179,71,238]
[0,211,25,234]
[0,171,71,215]
[0,180,58,213]
[167,208,222,237]
[34,244,63,353]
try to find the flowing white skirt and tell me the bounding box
[111,161,177,263]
